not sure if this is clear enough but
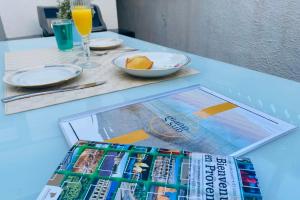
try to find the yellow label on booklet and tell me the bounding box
[105,129,149,144]
[194,102,237,118]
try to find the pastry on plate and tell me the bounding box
[126,56,153,70]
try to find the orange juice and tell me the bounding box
[71,7,92,36]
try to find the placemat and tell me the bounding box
[3,47,199,114]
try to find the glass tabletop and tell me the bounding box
[0,32,299,200]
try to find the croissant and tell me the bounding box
[126,56,153,70]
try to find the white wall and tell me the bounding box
[117,0,300,82]
[0,0,118,39]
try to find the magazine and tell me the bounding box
[59,85,295,156]
[37,141,263,200]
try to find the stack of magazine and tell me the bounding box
[38,141,262,200]
[38,85,296,199]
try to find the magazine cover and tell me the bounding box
[60,86,294,155]
[37,141,262,200]
[59,85,295,156]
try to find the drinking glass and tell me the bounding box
[71,0,95,68]
[52,20,73,51]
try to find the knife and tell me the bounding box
[1,81,106,103]
[92,48,138,56]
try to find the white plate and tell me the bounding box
[3,64,82,88]
[90,38,123,50]
[112,52,191,78]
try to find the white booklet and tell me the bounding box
[59,85,296,156]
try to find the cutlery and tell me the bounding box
[92,49,138,56]
[2,81,106,103]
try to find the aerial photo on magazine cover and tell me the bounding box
[38,141,263,200]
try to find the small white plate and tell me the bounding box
[112,52,191,78]
[90,38,123,50]
[3,64,82,88]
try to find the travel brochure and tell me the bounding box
[60,85,295,156]
[37,141,263,200]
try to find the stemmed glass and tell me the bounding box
[70,0,94,68]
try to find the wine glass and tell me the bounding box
[70,0,94,68]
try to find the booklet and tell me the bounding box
[59,85,295,156]
[37,141,263,200]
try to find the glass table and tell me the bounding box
[0,32,299,200]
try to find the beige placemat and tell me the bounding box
[4,47,199,114]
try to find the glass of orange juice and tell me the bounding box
[71,0,94,68]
